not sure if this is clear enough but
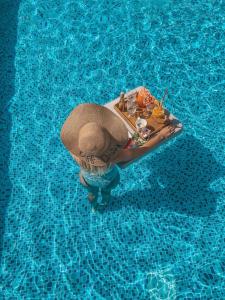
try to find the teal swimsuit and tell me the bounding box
[80,164,120,189]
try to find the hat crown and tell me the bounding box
[78,122,109,155]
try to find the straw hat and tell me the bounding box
[60,103,129,167]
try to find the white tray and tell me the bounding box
[104,86,183,168]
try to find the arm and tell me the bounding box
[112,125,175,163]
[112,134,163,163]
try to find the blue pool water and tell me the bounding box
[0,0,225,298]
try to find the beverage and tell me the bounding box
[127,106,136,115]
[152,106,165,118]
[152,100,167,123]
[127,98,137,118]
[118,92,126,111]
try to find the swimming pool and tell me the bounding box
[0,0,225,298]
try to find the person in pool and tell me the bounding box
[60,103,174,212]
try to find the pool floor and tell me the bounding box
[0,0,225,299]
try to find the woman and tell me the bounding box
[60,103,174,212]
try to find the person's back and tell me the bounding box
[72,151,121,211]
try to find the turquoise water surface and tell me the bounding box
[0,0,225,299]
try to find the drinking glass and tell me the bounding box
[127,98,137,118]
[143,95,155,118]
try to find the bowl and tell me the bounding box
[135,117,147,131]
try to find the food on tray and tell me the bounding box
[136,87,155,108]
[141,127,152,139]
[135,117,147,132]
[131,132,146,146]
[114,87,170,139]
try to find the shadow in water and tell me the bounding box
[110,135,224,217]
[0,1,20,266]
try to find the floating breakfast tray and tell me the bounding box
[114,100,170,138]
[104,86,183,168]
